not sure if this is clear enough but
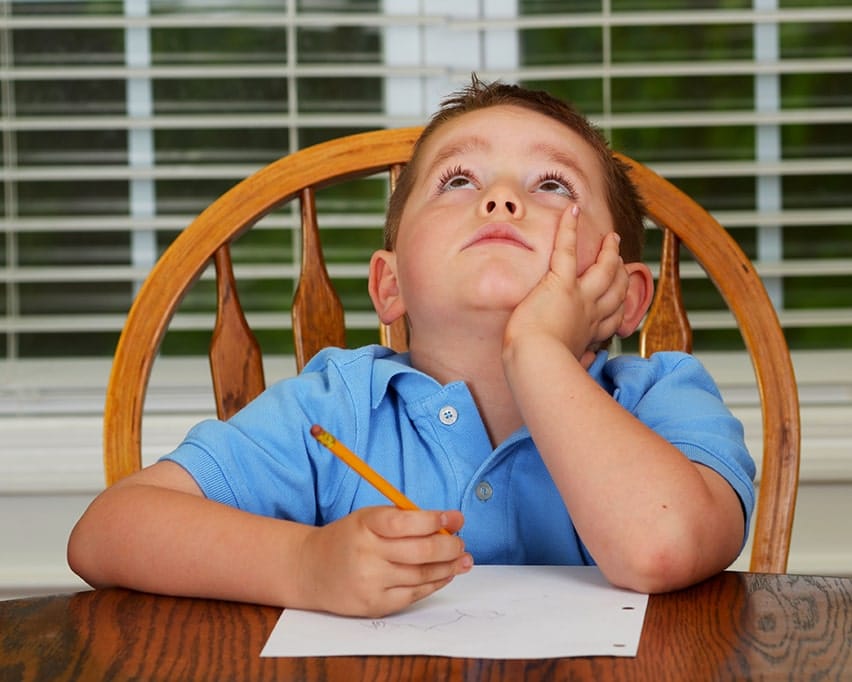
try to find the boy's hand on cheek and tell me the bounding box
[295,507,471,618]
[504,204,628,362]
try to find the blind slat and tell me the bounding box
[455,8,852,29]
[2,208,851,234]
[6,308,852,336]
[4,57,849,81]
[6,258,852,288]
[5,107,852,133]
[4,7,850,30]
[4,157,848,183]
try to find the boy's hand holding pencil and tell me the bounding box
[301,424,471,617]
[311,424,450,534]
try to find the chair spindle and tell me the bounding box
[210,244,266,419]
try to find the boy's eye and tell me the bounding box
[536,172,576,198]
[446,175,474,190]
[437,166,477,192]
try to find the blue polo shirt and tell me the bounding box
[163,345,755,565]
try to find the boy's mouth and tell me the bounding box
[461,223,533,251]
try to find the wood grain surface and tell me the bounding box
[1,571,849,681]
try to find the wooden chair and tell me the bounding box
[102,127,800,573]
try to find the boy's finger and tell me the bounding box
[394,555,473,589]
[589,232,621,272]
[439,509,465,534]
[366,507,461,538]
[382,572,458,613]
[383,532,469,567]
[549,204,580,280]
[582,232,626,298]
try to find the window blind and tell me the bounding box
[1,0,850,365]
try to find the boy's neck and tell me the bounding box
[408,322,523,446]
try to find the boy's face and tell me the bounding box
[377,104,617,330]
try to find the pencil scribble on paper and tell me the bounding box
[261,566,649,658]
[362,607,506,633]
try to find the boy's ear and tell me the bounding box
[368,249,407,324]
[616,262,655,338]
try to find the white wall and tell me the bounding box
[2,351,850,600]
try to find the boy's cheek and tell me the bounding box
[575,226,613,273]
[574,242,601,276]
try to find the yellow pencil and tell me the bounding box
[310,424,450,534]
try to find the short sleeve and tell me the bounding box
[600,352,756,543]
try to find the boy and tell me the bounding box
[68,77,754,618]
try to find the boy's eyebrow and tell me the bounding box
[534,143,591,187]
[422,137,592,188]
[422,135,491,177]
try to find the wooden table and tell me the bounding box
[1,571,849,681]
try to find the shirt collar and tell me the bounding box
[370,349,440,408]
[370,347,613,409]
[587,349,610,380]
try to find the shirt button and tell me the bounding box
[438,405,458,425]
[475,481,493,501]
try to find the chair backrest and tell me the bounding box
[103,127,800,574]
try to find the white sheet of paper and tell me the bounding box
[261,565,648,659]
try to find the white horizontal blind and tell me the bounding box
[0,0,850,365]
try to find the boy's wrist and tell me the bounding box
[502,323,590,368]
[502,329,587,377]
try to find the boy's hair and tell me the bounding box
[384,76,646,263]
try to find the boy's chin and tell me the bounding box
[465,275,539,309]
[466,297,527,319]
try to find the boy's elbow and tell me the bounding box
[67,507,117,589]
[606,543,697,594]
[600,525,732,594]
[67,519,100,587]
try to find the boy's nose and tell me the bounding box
[480,184,524,218]
[485,200,517,214]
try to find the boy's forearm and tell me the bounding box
[503,334,742,593]
[68,482,313,608]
